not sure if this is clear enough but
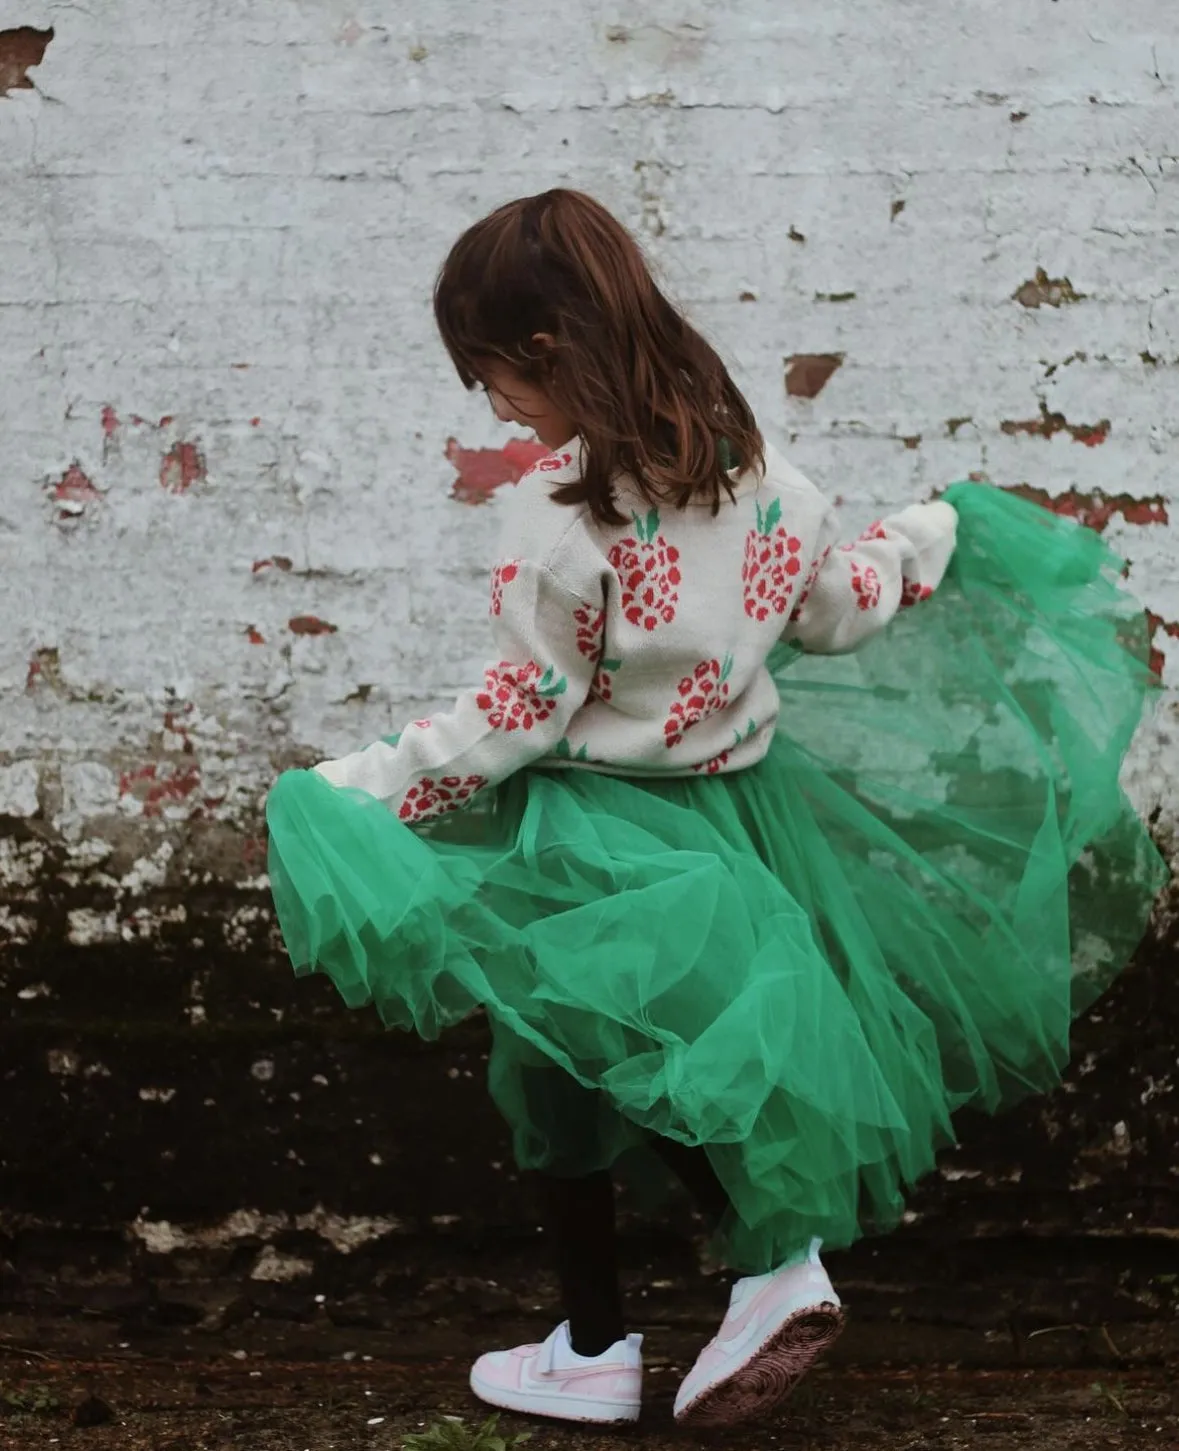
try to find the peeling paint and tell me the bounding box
[288,615,338,636]
[785,354,844,398]
[1147,612,1179,678]
[1013,268,1087,309]
[1000,404,1111,446]
[251,1246,315,1282]
[50,462,103,519]
[1004,485,1168,533]
[444,436,549,505]
[253,556,293,574]
[159,441,207,494]
[25,646,60,693]
[130,1207,402,1256]
[118,763,202,818]
[0,25,53,96]
[101,406,120,438]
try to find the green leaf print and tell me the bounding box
[537,666,568,698]
[763,496,782,534]
[601,658,623,673]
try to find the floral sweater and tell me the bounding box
[314,440,958,823]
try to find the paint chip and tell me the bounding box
[445,436,550,505]
[1004,485,1168,533]
[160,441,206,493]
[785,354,844,399]
[25,646,60,693]
[891,199,906,220]
[51,463,103,517]
[1000,405,1109,446]
[1013,268,1086,309]
[252,556,293,573]
[0,25,53,96]
[1146,611,1179,678]
[288,615,338,636]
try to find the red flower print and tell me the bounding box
[900,578,933,608]
[693,751,730,775]
[789,545,832,623]
[743,497,804,620]
[475,660,568,732]
[664,656,733,749]
[537,450,574,472]
[607,509,681,631]
[849,559,882,611]
[490,560,520,617]
[574,602,605,659]
[399,773,488,823]
[592,656,622,703]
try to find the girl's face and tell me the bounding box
[481,358,575,451]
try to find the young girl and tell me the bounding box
[266,189,1167,1430]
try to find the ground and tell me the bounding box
[1,1342,1176,1450]
[2,1237,1177,1451]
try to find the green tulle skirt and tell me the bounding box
[266,483,1168,1273]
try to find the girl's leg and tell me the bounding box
[649,1136,731,1232]
[539,1169,626,1357]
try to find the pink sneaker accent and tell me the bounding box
[470,1321,642,1425]
[674,1238,845,1428]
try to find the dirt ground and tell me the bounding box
[2,1330,1176,1451]
[3,1223,1178,1449]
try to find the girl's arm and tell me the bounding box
[312,558,599,823]
[783,500,958,654]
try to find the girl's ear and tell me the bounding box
[531,331,559,375]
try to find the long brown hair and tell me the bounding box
[433,189,764,526]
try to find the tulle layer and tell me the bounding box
[267,483,1167,1272]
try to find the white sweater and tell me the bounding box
[314,441,958,823]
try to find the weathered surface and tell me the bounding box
[1,0,1178,1282]
[0,0,1177,954]
[0,1359,1176,1450]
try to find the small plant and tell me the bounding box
[402,1414,532,1451]
[0,1382,60,1416]
[1090,1380,1129,1417]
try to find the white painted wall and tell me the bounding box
[1,0,1176,944]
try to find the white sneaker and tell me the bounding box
[674,1238,845,1428]
[470,1321,643,1424]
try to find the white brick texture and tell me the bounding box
[0,0,1176,924]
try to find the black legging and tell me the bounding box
[540,1138,731,1357]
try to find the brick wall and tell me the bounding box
[1,0,1176,948]
[0,1,1176,1246]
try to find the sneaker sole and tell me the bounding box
[674,1302,846,1429]
[469,1371,641,1426]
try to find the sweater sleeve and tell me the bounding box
[312,558,600,823]
[782,500,958,655]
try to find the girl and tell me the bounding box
[267,189,1166,1430]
